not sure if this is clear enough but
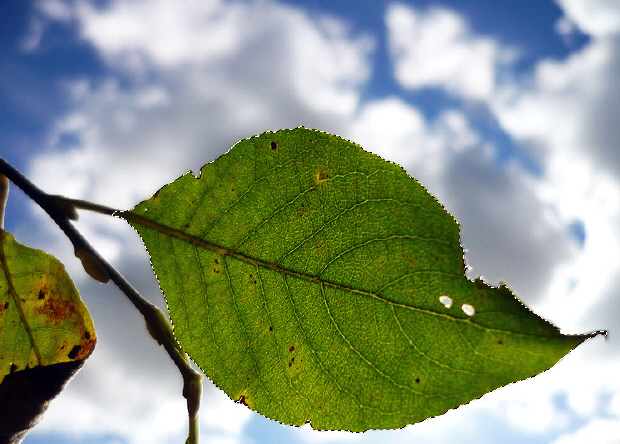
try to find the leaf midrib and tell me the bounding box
[126,210,590,347]
[122,211,468,322]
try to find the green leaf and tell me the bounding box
[125,128,599,431]
[0,229,96,440]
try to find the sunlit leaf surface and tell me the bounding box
[126,128,597,431]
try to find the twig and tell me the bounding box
[0,156,203,443]
[0,174,8,230]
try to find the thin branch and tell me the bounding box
[56,196,118,217]
[0,174,8,230]
[0,156,203,443]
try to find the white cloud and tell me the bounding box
[76,0,242,67]
[348,97,434,166]
[489,5,620,333]
[551,418,620,444]
[347,98,481,193]
[72,0,371,115]
[556,0,620,37]
[491,39,611,152]
[386,3,504,100]
[298,425,361,443]
[290,15,373,115]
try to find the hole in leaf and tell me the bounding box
[68,345,82,359]
[461,304,475,316]
[439,295,452,309]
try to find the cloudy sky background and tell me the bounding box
[1,0,619,443]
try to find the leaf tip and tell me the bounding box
[586,329,608,340]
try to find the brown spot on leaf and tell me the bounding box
[415,377,420,383]
[289,345,295,352]
[315,169,329,185]
[235,395,248,406]
[289,357,295,367]
[36,298,74,325]
[270,141,277,150]
[269,326,274,332]
[402,254,418,267]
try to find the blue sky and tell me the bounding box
[1,0,619,443]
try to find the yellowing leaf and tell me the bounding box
[125,128,601,431]
[0,230,96,384]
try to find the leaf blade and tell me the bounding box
[0,230,96,382]
[126,128,598,431]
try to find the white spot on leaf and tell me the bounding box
[439,295,453,309]
[461,304,475,316]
